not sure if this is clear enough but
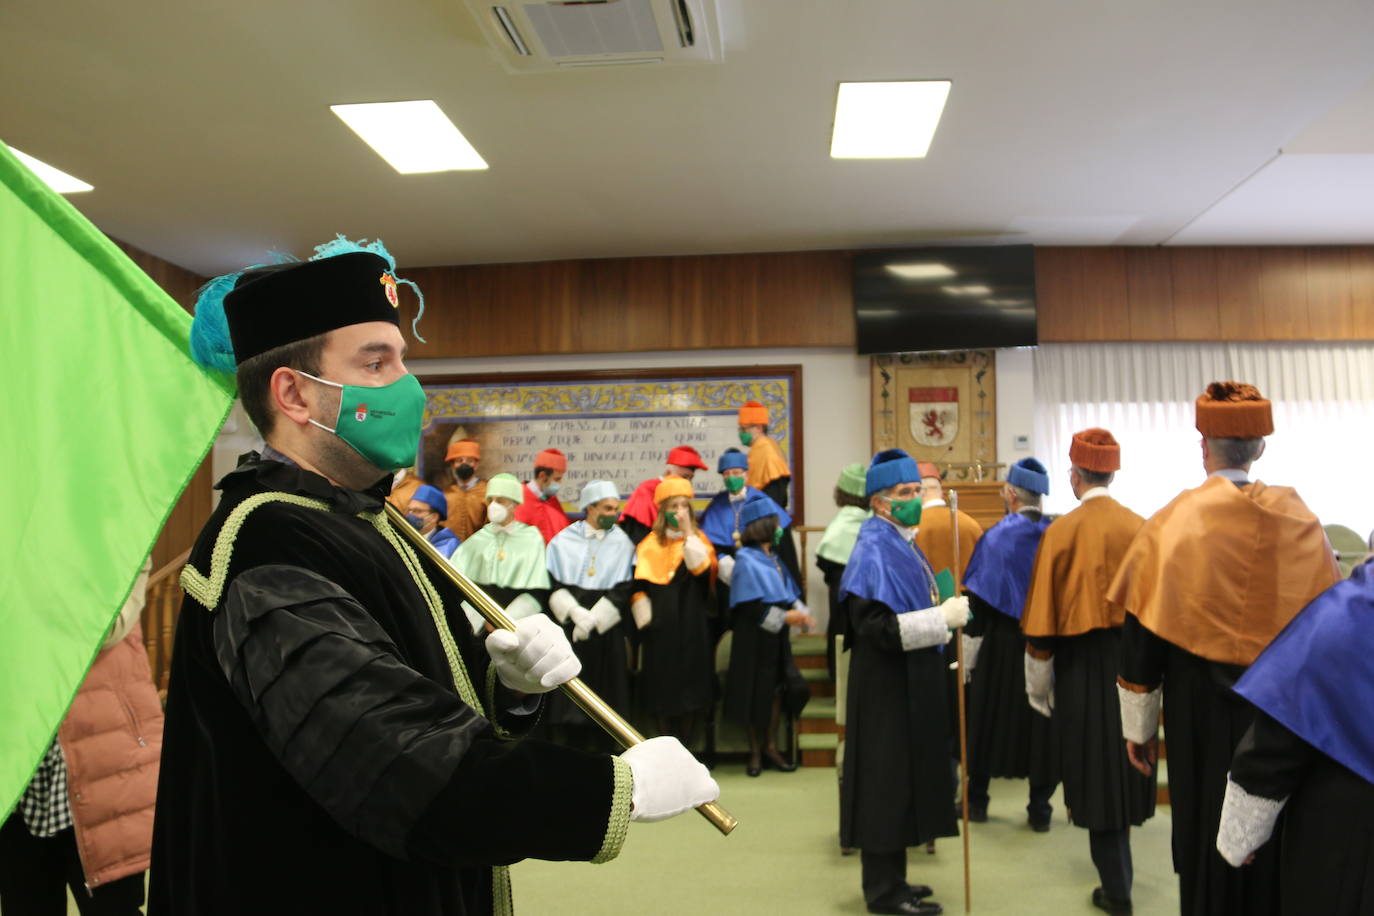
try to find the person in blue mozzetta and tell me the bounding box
[961,456,1059,830]
[154,236,718,916]
[702,448,801,597]
[722,494,814,777]
[544,480,638,752]
[1216,558,1374,915]
[838,449,971,916]
[406,484,460,560]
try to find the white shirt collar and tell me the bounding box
[1211,468,1250,486]
[584,521,607,540]
[728,488,747,502]
[879,514,916,542]
[1080,487,1112,502]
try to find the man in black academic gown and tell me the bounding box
[150,242,718,916]
[838,449,972,916]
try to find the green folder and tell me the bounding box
[934,568,956,602]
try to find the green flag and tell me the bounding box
[0,142,234,819]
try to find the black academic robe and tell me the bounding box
[1120,613,1279,916]
[722,600,809,728]
[1230,712,1374,915]
[966,598,1057,785]
[150,456,622,916]
[633,565,715,719]
[619,516,652,546]
[544,579,634,748]
[1028,628,1156,830]
[839,596,959,851]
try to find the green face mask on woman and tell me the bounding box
[298,370,425,472]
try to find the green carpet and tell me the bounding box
[512,766,1180,914]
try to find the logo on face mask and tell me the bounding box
[355,404,369,423]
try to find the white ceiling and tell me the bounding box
[4,0,1374,276]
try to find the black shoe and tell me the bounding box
[1091,887,1133,914]
[967,806,988,823]
[763,749,798,772]
[1029,817,1051,833]
[746,755,762,777]
[907,884,934,900]
[867,898,943,915]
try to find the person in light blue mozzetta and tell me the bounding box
[961,456,1058,830]
[406,484,460,560]
[838,449,971,916]
[722,495,814,777]
[544,480,637,752]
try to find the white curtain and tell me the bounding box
[1032,342,1374,537]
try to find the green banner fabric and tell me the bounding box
[0,142,234,820]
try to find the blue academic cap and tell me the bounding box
[865,448,921,497]
[411,484,448,520]
[739,494,781,528]
[1007,457,1050,495]
[717,448,749,473]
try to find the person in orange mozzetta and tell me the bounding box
[1020,429,1155,915]
[1111,382,1340,916]
[737,401,792,510]
[442,438,487,542]
[630,476,718,746]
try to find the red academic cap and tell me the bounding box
[667,446,708,470]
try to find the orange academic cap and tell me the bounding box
[1195,382,1273,438]
[446,439,480,462]
[737,401,769,427]
[1069,428,1120,472]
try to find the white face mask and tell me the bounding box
[487,502,511,525]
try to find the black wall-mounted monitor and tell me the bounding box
[852,245,1038,354]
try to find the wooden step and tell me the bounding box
[799,732,839,768]
[799,697,838,734]
[802,666,834,698]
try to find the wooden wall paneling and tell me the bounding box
[1257,247,1311,340]
[1124,247,1176,340]
[113,239,205,313]
[1214,247,1265,340]
[704,254,761,347]
[1349,247,1374,338]
[1304,247,1355,340]
[1031,247,1076,340]
[1168,247,1222,339]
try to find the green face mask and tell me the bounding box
[888,496,923,527]
[771,526,784,546]
[300,371,425,472]
[724,475,745,494]
[665,510,680,529]
[738,430,754,446]
[595,513,617,530]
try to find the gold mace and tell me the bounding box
[949,490,972,913]
[383,502,738,836]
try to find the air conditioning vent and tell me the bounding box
[468,0,722,73]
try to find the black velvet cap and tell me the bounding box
[223,252,401,364]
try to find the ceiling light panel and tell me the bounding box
[830,81,951,159]
[331,100,488,174]
[7,146,93,193]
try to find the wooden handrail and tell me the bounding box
[148,547,192,589]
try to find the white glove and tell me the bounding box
[588,596,622,634]
[548,588,580,624]
[569,605,595,642]
[940,595,971,629]
[631,594,652,629]
[1024,653,1054,718]
[716,553,736,585]
[462,601,485,635]
[682,535,709,572]
[485,615,582,694]
[505,592,542,622]
[621,736,720,822]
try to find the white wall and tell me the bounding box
[995,347,1036,471]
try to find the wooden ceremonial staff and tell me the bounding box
[949,490,972,913]
[383,502,738,836]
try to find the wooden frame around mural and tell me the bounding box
[417,365,805,522]
[870,351,998,483]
